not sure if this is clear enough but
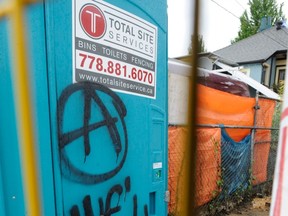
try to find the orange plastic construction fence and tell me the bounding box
[195,128,221,207]
[168,85,277,213]
[168,126,222,212]
[168,126,187,213]
[196,84,255,141]
[253,98,276,185]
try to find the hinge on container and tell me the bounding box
[164,190,170,202]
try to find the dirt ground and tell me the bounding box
[228,196,271,216]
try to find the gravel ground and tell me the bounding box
[228,196,271,216]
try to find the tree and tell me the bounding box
[232,0,285,43]
[188,34,207,54]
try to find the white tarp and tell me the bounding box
[214,61,280,100]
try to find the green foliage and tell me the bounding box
[188,34,207,54]
[273,80,285,96]
[271,101,282,150]
[278,80,285,96]
[278,82,285,96]
[232,0,285,43]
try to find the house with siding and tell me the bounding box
[197,20,288,91]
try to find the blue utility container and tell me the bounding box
[0,0,168,215]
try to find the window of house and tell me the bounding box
[262,63,270,87]
[278,69,285,82]
[275,66,286,85]
[261,67,266,85]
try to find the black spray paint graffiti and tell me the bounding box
[57,82,128,184]
[58,82,149,215]
[69,177,148,216]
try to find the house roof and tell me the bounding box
[213,24,288,64]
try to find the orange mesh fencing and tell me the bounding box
[256,98,276,128]
[252,141,270,185]
[168,126,221,213]
[168,126,187,214]
[252,98,276,185]
[168,85,278,213]
[197,84,255,142]
[195,128,221,207]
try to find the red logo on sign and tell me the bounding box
[80,4,106,39]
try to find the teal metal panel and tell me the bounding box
[45,0,168,215]
[24,4,57,215]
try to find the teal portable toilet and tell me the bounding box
[0,0,168,215]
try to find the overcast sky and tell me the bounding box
[167,0,288,58]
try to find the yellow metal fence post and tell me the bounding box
[0,0,42,215]
[177,0,199,215]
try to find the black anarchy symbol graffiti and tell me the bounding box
[57,82,128,184]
